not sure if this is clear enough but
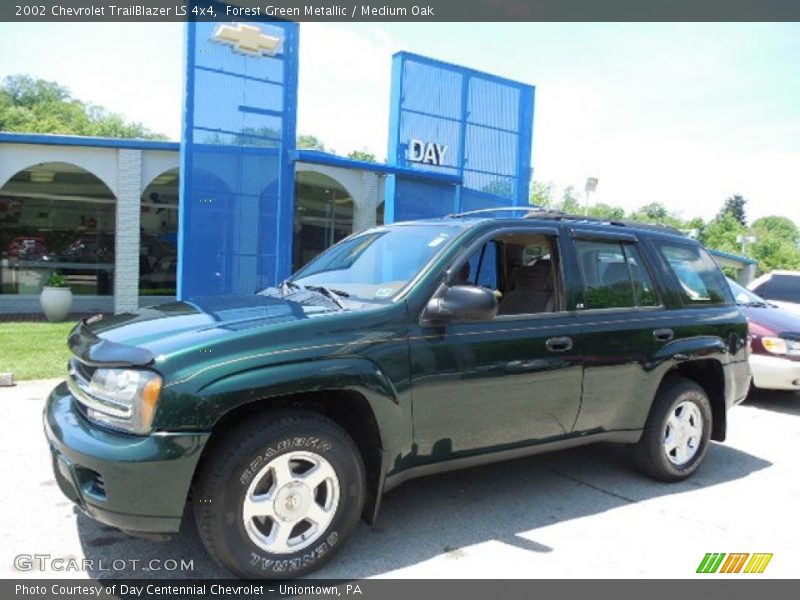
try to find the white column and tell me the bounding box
[114,149,142,313]
[352,171,380,233]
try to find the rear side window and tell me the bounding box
[655,241,731,305]
[752,275,800,303]
[574,239,659,309]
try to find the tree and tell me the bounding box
[557,186,582,214]
[0,74,166,139]
[699,212,746,256]
[630,202,668,222]
[685,217,706,240]
[528,181,553,207]
[751,215,799,245]
[628,202,686,229]
[718,194,748,226]
[346,149,377,163]
[296,134,327,151]
[587,203,625,220]
[749,216,800,273]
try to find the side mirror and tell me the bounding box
[424,285,498,323]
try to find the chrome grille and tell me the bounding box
[67,359,132,419]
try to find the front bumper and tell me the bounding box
[750,353,800,391]
[44,381,210,534]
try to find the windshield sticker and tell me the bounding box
[428,234,448,247]
[375,288,394,298]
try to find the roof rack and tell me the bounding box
[444,205,565,218]
[445,205,683,235]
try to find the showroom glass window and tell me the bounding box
[0,163,115,296]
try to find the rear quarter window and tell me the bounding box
[655,241,732,305]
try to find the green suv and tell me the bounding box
[44,208,751,578]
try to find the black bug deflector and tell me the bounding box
[67,319,154,367]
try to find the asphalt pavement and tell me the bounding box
[2,379,798,579]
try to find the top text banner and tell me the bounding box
[4,0,800,21]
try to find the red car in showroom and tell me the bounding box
[730,278,800,391]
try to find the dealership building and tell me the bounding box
[0,19,538,315]
[0,132,422,314]
[0,21,754,316]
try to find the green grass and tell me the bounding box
[0,321,76,380]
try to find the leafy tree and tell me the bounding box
[751,215,799,245]
[557,186,582,214]
[587,203,625,220]
[296,134,327,151]
[749,216,800,273]
[630,202,668,222]
[695,197,800,274]
[718,194,748,226]
[685,217,706,240]
[0,74,166,139]
[699,212,746,256]
[628,202,685,229]
[346,149,377,163]
[750,237,800,273]
[529,181,553,207]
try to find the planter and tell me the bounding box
[40,286,73,322]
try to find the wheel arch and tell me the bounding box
[187,362,394,525]
[662,359,726,441]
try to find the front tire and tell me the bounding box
[194,410,365,578]
[631,377,712,482]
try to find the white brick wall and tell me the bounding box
[295,163,384,234]
[114,149,142,314]
[352,171,382,233]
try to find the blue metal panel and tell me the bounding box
[393,179,457,221]
[292,150,462,183]
[385,52,535,222]
[179,19,298,300]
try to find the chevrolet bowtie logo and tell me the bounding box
[211,23,282,57]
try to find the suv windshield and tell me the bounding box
[752,274,800,303]
[728,278,768,306]
[290,224,464,304]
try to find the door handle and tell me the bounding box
[545,336,573,352]
[653,328,674,343]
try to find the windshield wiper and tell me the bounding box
[304,285,349,309]
[739,300,768,308]
[279,279,302,296]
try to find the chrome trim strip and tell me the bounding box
[67,362,131,419]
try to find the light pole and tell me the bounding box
[736,234,757,256]
[584,177,598,215]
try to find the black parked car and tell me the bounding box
[45,207,751,578]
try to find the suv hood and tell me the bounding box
[69,294,339,366]
[739,302,800,336]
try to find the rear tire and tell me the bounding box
[631,377,712,482]
[194,409,365,578]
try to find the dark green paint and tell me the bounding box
[44,217,749,534]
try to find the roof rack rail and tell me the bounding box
[445,205,565,218]
[444,205,683,235]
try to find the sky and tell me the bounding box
[1,22,799,223]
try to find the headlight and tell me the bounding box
[761,336,787,355]
[760,336,800,357]
[82,368,162,434]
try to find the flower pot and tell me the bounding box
[40,286,73,322]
